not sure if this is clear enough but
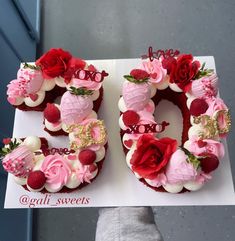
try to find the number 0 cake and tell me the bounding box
[119,47,231,193]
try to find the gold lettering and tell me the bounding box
[67,120,107,150]
[193,110,231,139]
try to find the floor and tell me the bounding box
[35,0,234,240]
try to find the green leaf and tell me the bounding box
[200,62,206,71]
[2,148,8,153]
[194,67,214,80]
[69,87,93,96]
[13,138,17,145]
[180,147,201,169]
[23,62,41,70]
[9,141,13,150]
[123,75,148,84]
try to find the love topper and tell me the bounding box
[141,46,180,62]
[124,121,169,134]
[39,148,75,156]
[64,67,109,83]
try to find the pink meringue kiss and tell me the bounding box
[165,149,197,184]
[41,154,71,192]
[2,145,34,177]
[122,81,151,111]
[190,73,218,98]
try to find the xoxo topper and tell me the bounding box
[124,121,169,134]
[64,67,109,84]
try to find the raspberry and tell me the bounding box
[122,111,140,126]
[79,150,97,165]
[44,103,61,123]
[27,170,46,190]
[200,154,219,173]
[190,99,208,116]
[130,69,149,80]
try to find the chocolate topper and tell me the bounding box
[124,121,169,134]
[141,46,180,62]
[39,147,75,156]
[64,67,109,83]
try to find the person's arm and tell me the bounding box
[95,207,163,241]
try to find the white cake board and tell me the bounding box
[4,57,235,208]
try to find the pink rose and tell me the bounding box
[41,154,71,191]
[165,149,197,184]
[187,137,224,159]
[142,59,167,84]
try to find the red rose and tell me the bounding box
[162,54,200,91]
[162,57,177,75]
[68,57,86,69]
[130,134,177,179]
[3,138,11,145]
[36,48,72,78]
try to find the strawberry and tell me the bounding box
[130,69,149,80]
[44,103,61,123]
[60,89,93,125]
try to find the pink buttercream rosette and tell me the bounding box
[142,58,167,84]
[41,154,71,192]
